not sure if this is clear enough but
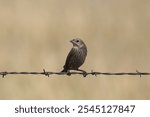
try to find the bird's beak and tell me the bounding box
[70,40,74,43]
[70,39,77,46]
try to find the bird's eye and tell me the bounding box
[76,40,79,43]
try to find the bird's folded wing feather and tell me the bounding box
[63,48,77,69]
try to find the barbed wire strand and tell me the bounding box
[0,69,150,78]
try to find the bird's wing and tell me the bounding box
[63,48,76,69]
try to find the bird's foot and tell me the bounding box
[66,71,71,76]
[61,69,71,76]
[77,69,87,77]
[83,71,88,77]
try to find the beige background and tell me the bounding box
[0,0,150,99]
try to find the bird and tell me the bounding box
[61,38,87,74]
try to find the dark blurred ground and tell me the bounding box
[0,0,150,99]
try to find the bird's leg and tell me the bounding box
[66,70,71,76]
[61,69,71,76]
[77,69,87,77]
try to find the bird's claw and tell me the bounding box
[66,71,71,76]
[82,71,87,77]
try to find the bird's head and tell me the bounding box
[70,38,85,48]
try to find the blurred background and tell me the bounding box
[0,0,150,99]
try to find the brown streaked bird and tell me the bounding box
[61,38,87,73]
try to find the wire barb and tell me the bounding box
[91,70,97,77]
[1,72,7,78]
[0,70,150,78]
[136,70,142,77]
[43,69,50,77]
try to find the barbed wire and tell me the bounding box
[0,69,150,78]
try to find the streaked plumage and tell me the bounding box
[62,38,87,72]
